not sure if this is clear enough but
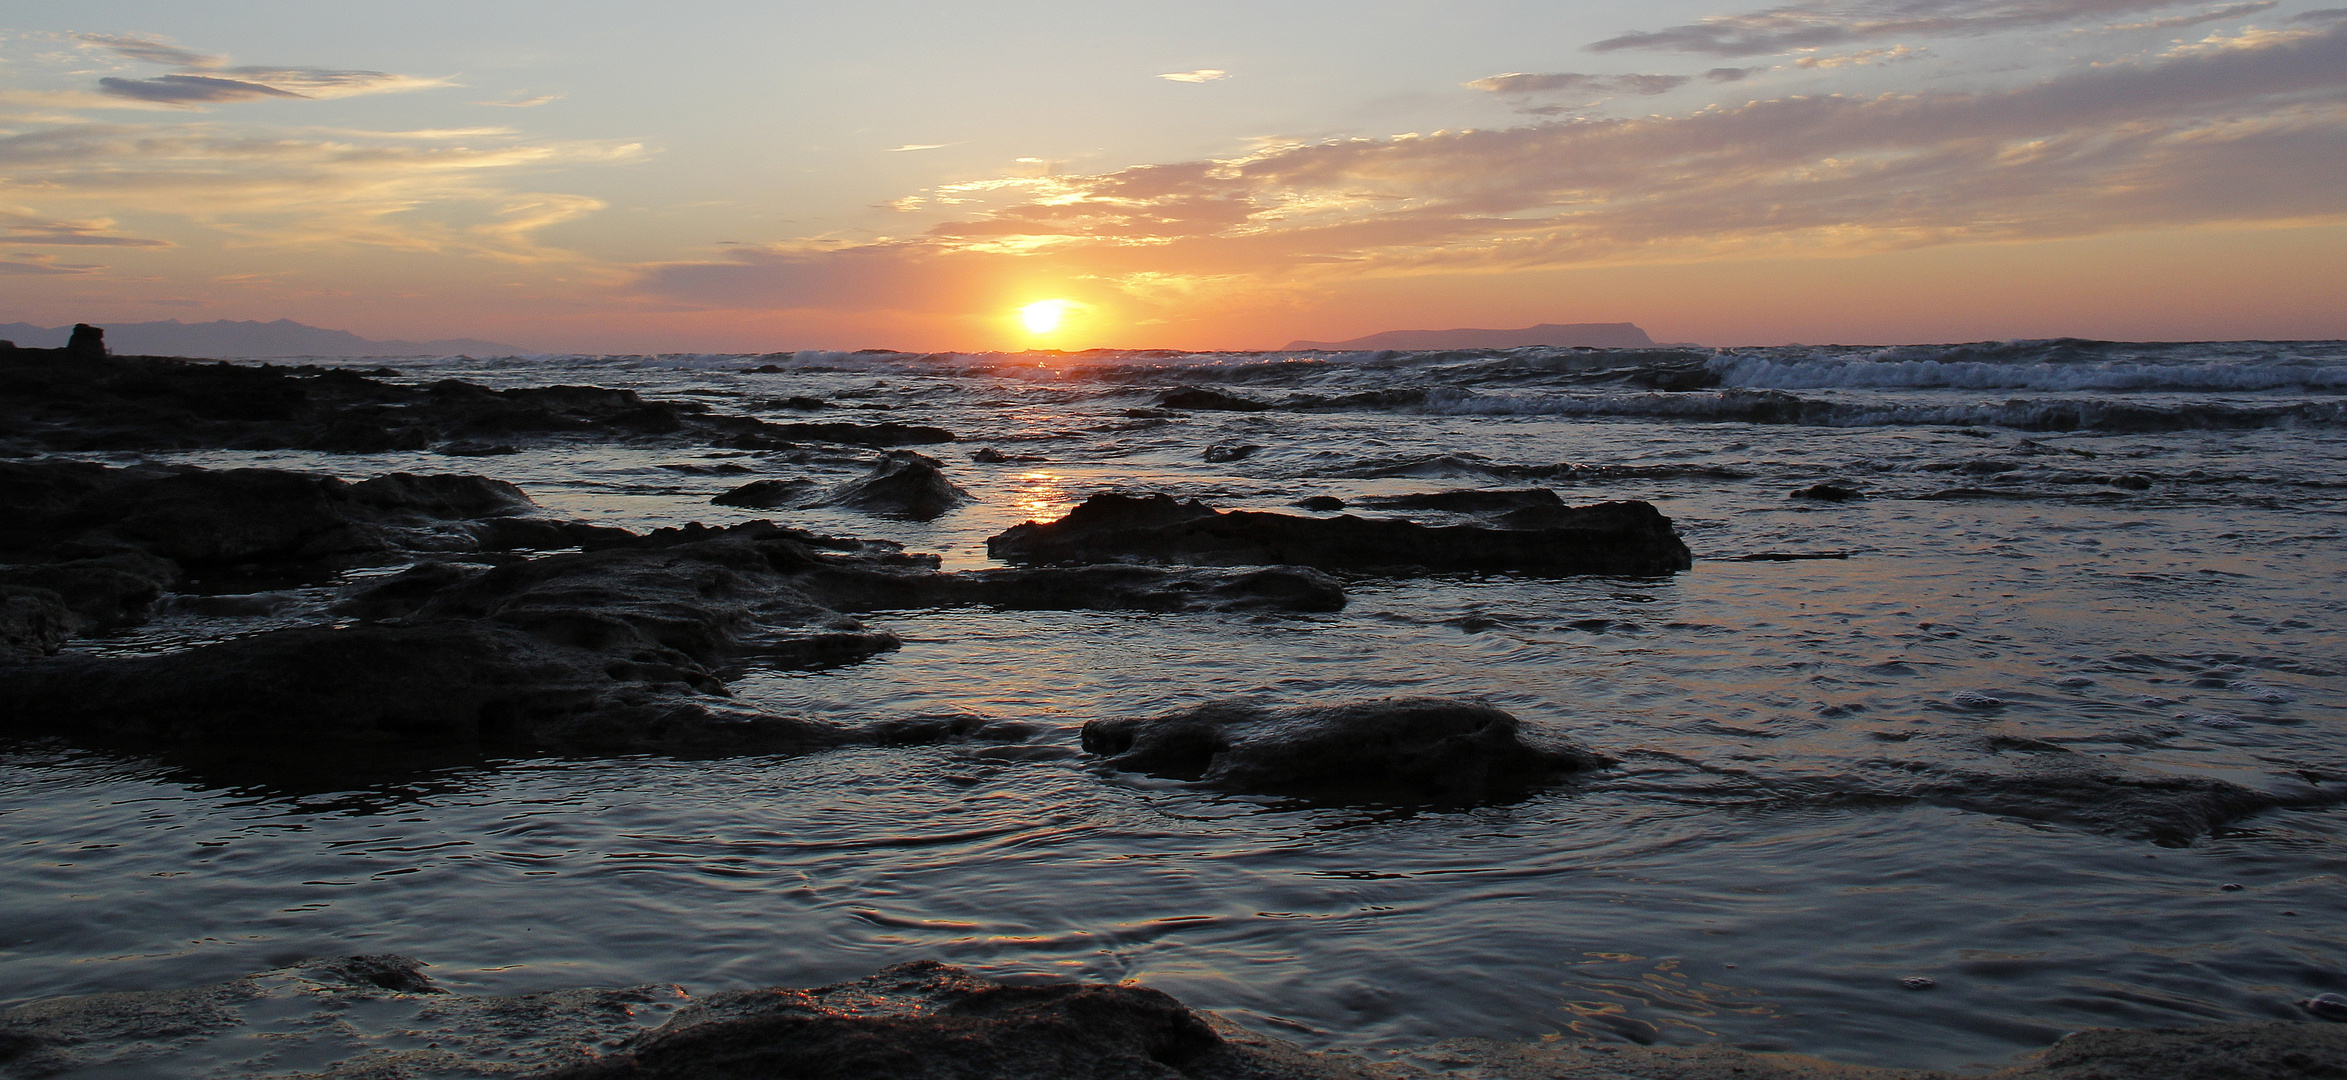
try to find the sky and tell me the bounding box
[1,0,2342,351]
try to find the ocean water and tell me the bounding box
[3,339,2343,1073]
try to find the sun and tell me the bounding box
[1019,298,1078,336]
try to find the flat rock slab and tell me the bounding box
[986,493,1693,575]
[1082,696,1614,804]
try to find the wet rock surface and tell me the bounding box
[1082,697,1614,803]
[987,493,1694,575]
[806,450,971,520]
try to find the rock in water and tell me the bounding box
[1159,386,1271,412]
[539,961,1237,1080]
[810,451,970,520]
[710,478,818,509]
[1081,697,1613,803]
[987,492,1692,575]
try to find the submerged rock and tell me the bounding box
[1081,697,1613,803]
[1791,483,1864,501]
[710,477,819,509]
[808,450,971,520]
[0,585,71,660]
[1158,386,1271,412]
[987,493,1693,575]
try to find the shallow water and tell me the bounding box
[4,341,2343,1072]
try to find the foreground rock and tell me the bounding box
[988,493,1693,575]
[1082,697,1612,803]
[4,956,2339,1080]
[2,514,1346,761]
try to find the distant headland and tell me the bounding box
[0,318,520,358]
[1286,322,1655,350]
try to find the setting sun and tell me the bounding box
[1019,299,1078,336]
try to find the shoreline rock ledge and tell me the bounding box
[987,493,1693,575]
[0,955,2338,1080]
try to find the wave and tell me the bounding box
[1710,354,2347,393]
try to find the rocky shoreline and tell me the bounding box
[4,338,2339,1076]
[2,955,2338,1079]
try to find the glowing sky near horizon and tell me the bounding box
[2,1,2342,352]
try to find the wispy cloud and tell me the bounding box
[887,142,955,152]
[2107,2,2277,31]
[1591,0,2195,56]
[76,33,449,109]
[0,210,173,247]
[639,24,2347,313]
[1467,72,1692,96]
[1158,69,1229,83]
[0,121,643,259]
[99,74,306,104]
[477,93,563,108]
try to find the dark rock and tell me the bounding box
[468,516,603,551]
[1356,488,1562,513]
[0,619,855,757]
[1791,483,1863,502]
[1293,496,1346,512]
[0,461,545,569]
[987,493,1693,576]
[2305,993,2347,1021]
[334,561,488,620]
[1159,387,1271,412]
[1202,444,1262,463]
[711,478,818,509]
[537,961,1247,1080]
[2108,473,2154,490]
[809,451,970,520]
[0,551,176,631]
[1081,697,1613,803]
[436,439,519,456]
[970,446,1046,464]
[763,396,832,410]
[1,585,71,661]
[300,417,433,453]
[66,323,106,358]
[350,472,536,519]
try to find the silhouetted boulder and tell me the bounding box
[65,323,105,358]
[809,451,970,520]
[1791,483,1863,502]
[1082,697,1612,803]
[987,493,1693,575]
[0,552,175,632]
[710,478,818,509]
[1158,386,1271,412]
[350,472,536,518]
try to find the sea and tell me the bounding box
[3,338,2342,1073]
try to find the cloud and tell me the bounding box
[1591,0,2193,56]
[100,74,305,104]
[1793,44,1928,67]
[1158,69,1229,82]
[638,24,2347,312]
[0,259,100,275]
[0,121,643,260]
[1467,72,1692,96]
[478,93,563,107]
[78,33,223,68]
[0,211,172,247]
[2106,2,2276,31]
[887,143,952,152]
[74,33,448,108]
[1707,66,1767,80]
